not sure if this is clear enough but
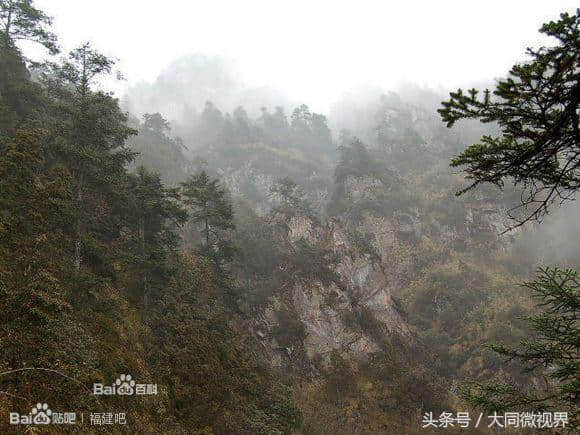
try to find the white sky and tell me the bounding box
[30,0,578,112]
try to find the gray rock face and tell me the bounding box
[269,214,409,365]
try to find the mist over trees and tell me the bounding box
[0,1,578,433]
[123,54,293,131]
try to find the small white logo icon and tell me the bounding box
[31,403,52,425]
[115,374,135,395]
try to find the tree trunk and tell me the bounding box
[74,173,83,274]
[138,216,145,249]
[205,217,209,246]
[140,215,149,307]
[4,1,13,44]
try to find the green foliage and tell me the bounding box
[284,238,340,287]
[0,126,73,362]
[462,267,579,428]
[360,342,449,417]
[0,16,305,433]
[0,43,45,133]
[128,113,187,184]
[120,166,186,304]
[148,255,302,434]
[38,42,137,285]
[273,307,306,348]
[325,350,358,402]
[334,138,392,184]
[232,203,285,308]
[439,11,580,432]
[290,104,332,149]
[181,170,236,264]
[439,9,580,227]
[270,176,316,222]
[259,106,289,145]
[5,2,578,433]
[329,138,408,220]
[0,0,58,54]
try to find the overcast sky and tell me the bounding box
[32,0,578,112]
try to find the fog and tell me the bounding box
[32,0,578,113]
[19,0,580,261]
[3,1,579,432]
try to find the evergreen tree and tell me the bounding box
[233,105,251,143]
[439,9,580,228]
[310,112,332,147]
[0,127,71,337]
[0,47,73,377]
[462,267,579,429]
[259,105,289,145]
[270,177,315,222]
[128,112,186,184]
[0,0,56,133]
[220,113,235,145]
[0,0,58,54]
[122,166,186,305]
[0,42,37,133]
[290,104,312,131]
[440,10,580,430]
[143,112,171,134]
[181,170,235,264]
[290,103,332,149]
[42,42,136,280]
[198,100,224,146]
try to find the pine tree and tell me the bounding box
[42,43,136,278]
[122,166,186,305]
[232,105,251,143]
[462,267,579,429]
[439,9,579,228]
[128,113,186,184]
[0,0,56,133]
[440,10,580,430]
[0,0,58,54]
[0,126,72,370]
[198,100,224,146]
[181,170,235,264]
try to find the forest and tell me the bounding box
[0,1,578,434]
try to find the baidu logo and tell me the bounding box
[93,373,157,396]
[9,403,76,425]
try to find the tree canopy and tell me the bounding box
[0,0,58,54]
[439,9,579,228]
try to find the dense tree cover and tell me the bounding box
[137,34,572,432]
[0,3,302,433]
[184,99,333,153]
[2,2,578,433]
[320,120,540,432]
[42,42,137,278]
